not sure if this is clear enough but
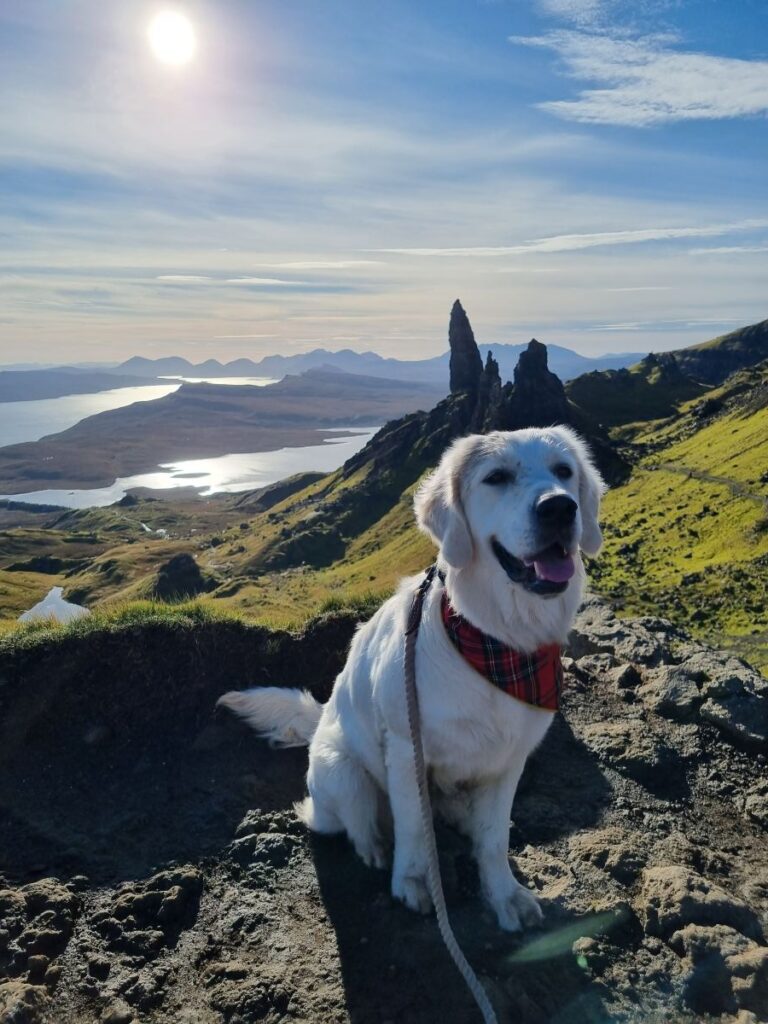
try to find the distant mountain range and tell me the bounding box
[112,343,647,385]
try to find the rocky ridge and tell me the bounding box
[1,597,766,1023]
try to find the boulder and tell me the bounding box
[638,866,762,940]
[0,981,50,1024]
[152,553,211,600]
[580,720,676,786]
[568,828,646,884]
[669,925,768,1017]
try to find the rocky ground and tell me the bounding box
[1,598,767,1024]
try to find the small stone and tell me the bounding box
[43,964,62,989]
[101,1000,135,1024]
[26,955,49,982]
[0,981,50,1022]
[613,663,642,690]
[643,666,703,720]
[572,935,613,975]
[88,955,111,980]
[729,947,768,1015]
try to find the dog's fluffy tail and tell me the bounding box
[217,687,322,747]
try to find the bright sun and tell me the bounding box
[148,10,197,66]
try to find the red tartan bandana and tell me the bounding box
[440,591,562,711]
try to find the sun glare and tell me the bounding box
[148,10,197,66]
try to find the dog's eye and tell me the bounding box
[483,469,514,486]
[553,464,573,480]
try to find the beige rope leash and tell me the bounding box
[404,565,499,1024]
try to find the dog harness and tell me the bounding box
[440,590,563,711]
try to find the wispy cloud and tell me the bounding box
[591,317,745,331]
[224,277,310,286]
[689,245,768,255]
[512,31,768,126]
[373,219,768,257]
[156,275,212,283]
[252,260,383,270]
[537,0,606,27]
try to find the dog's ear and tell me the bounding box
[578,458,605,556]
[551,427,606,556]
[414,447,474,569]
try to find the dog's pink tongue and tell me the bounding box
[533,553,575,583]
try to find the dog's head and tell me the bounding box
[414,427,605,598]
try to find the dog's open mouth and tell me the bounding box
[491,538,575,597]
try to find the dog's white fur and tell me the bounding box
[219,427,605,931]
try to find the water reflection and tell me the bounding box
[19,586,90,624]
[2,428,378,509]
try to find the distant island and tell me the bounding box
[0,368,159,403]
[0,368,442,494]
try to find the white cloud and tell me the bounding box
[373,218,768,256]
[156,274,212,283]
[591,317,745,331]
[225,277,310,286]
[538,0,606,27]
[512,30,768,126]
[689,245,768,255]
[252,260,383,270]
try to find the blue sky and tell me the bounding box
[1,0,766,364]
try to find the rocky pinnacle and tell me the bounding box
[448,299,483,394]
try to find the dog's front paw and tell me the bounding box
[392,872,432,915]
[490,883,543,932]
[354,837,388,871]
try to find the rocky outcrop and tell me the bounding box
[503,337,571,428]
[448,299,483,394]
[152,553,212,600]
[569,597,768,753]
[1,597,767,1022]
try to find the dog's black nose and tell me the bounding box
[536,494,577,526]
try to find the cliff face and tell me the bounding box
[0,601,766,1023]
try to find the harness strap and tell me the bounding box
[403,565,498,1024]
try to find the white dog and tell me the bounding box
[219,427,604,931]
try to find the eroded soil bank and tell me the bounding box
[1,600,767,1023]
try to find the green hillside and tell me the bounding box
[565,317,767,430]
[592,362,768,671]
[2,331,765,675]
[566,353,708,428]
[674,318,768,384]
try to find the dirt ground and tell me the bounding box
[1,600,767,1023]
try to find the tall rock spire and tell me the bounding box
[448,299,483,394]
[507,338,570,427]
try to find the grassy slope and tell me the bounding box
[2,361,765,674]
[592,384,768,672]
